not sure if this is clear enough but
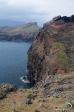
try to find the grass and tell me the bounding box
[21,26,39,32]
[0,85,74,112]
[27,94,34,99]
[0,73,74,112]
[53,42,68,68]
[0,89,70,112]
[2,24,40,35]
[53,42,63,50]
[56,51,68,68]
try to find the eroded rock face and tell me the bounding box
[27,15,74,84]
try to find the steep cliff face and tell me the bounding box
[27,15,74,83]
[0,22,41,42]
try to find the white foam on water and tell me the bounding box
[20,76,30,83]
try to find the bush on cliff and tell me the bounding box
[54,42,63,50]
[27,94,34,99]
[53,42,68,68]
[56,51,68,68]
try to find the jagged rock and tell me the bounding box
[0,83,17,93]
[51,15,61,23]
[0,83,17,99]
[51,15,74,23]
[0,92,6,99]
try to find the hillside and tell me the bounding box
[27,15,74,110]
[0,22,41,41]
[27,15,74,83]
[0,73,74,112]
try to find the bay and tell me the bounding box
[0,41,33,88]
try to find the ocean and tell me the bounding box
[0,41,33,88]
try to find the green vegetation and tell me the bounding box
[56,51,67,67]
[21,26,39,32]
[4,24,40,35]
[54,42,63,50]
[27,94,34,99]
[54,42,68,68]
[0,23,40,36]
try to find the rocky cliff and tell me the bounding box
[0,22,41,41]
[27,15,74,84]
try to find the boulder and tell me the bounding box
[25,99,32,104]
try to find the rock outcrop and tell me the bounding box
[0,22,41,42]
[0,83,17,99]
[27,15,74,84]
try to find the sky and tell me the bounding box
[0,0,74,26]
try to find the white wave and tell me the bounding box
[20,76,30,83]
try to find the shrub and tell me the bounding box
[56,51,68,68]
[27,94,34,99]
[54,42,63,50]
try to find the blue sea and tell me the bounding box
[0,41,33,88]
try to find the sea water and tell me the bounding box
[0,41,33,88]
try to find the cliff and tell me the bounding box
[0,22,41,41]
[27,15,74,84]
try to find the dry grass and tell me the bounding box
[0,89,73,112]
[0,73,74,112]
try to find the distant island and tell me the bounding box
[0,22,41,42]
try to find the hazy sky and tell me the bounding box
[0,0,74,26]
